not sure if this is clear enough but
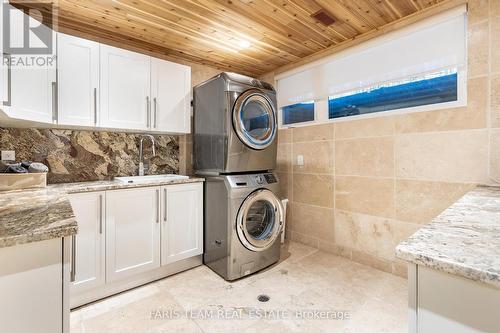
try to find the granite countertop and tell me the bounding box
[0,187,77,248]
[396,186,500,289]
[0,176,204,249]
[51,176,205,194]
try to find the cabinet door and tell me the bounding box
[0,239,63,333]
[0,2,4,107]
[416,266,500,333]
[100,45,151,130]
[6,8,56,123]
[57,33,99,126]
[69,191,105,294]
[106,187,160,282]
[161,183,203,265]
[151,58,191,133]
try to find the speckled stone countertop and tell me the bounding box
[0,187,76,248]
[396,186,500,289]
[0,177,204,249]
[51,176,205,194]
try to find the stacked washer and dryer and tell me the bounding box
[193,72,284,281]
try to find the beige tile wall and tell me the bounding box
[273,1,499,277]
[179,2,499,278]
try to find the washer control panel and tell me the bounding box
[227,175,250,188]
[227,173,278,188]
[263,173,277,184]
[254,174,266,185]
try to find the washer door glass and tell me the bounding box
[233,89,277,150]
[237,189,283,252]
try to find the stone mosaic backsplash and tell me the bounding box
[0,128,179,184]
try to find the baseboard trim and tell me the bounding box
[70,255,202,309]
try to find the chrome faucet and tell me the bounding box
[138,134,156,176]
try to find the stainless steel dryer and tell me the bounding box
[204,172,283,281]
[193,72,278,174]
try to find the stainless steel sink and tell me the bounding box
[115,174,189,183]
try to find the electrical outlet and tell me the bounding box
[1,150,15,161]
[297,155,304,166]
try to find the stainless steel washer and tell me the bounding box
[203,172,283,280]
[193,72,278,174]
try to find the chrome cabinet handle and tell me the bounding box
[3,53,11,106]
[146,96,151,128]
[153,98,157,128]
[52,81,58,123]
[99,194,103,234]
[70,235,76,282]
[163,188,167,222]
[156,189,160,224]
[93,88,97,125]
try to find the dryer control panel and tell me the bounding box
[227,173,278,188]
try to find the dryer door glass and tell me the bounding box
[233,89,277,150]
[237,189,283,252]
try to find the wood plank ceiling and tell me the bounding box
[12,0,446,76]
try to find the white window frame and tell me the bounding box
[279,100,319,127]
[279,63,467,129]
[277,5,468,129]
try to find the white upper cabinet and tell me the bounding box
[69,192,106,297]
[105,187,160,282]
[1,9,191,133]
[57,33,99,126]
[161,183,203,265]
[9,62,55,123]
[100,45,151,130]
[151,58,191,133]
[0,2,4,108]
[4,7,56,123]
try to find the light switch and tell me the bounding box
[1,150,15,161]
[297,155,304,166]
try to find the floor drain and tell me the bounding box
[257,294,270,302]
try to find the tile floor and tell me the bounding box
[71,242,408,333]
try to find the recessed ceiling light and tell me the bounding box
[237,40,251,49]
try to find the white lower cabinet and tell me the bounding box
[409,264,500,333]
[69,191,105,294]
[0,238,68,333]
[161,183,203,265]
[105,187,161,282]
[69,183,203,307]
